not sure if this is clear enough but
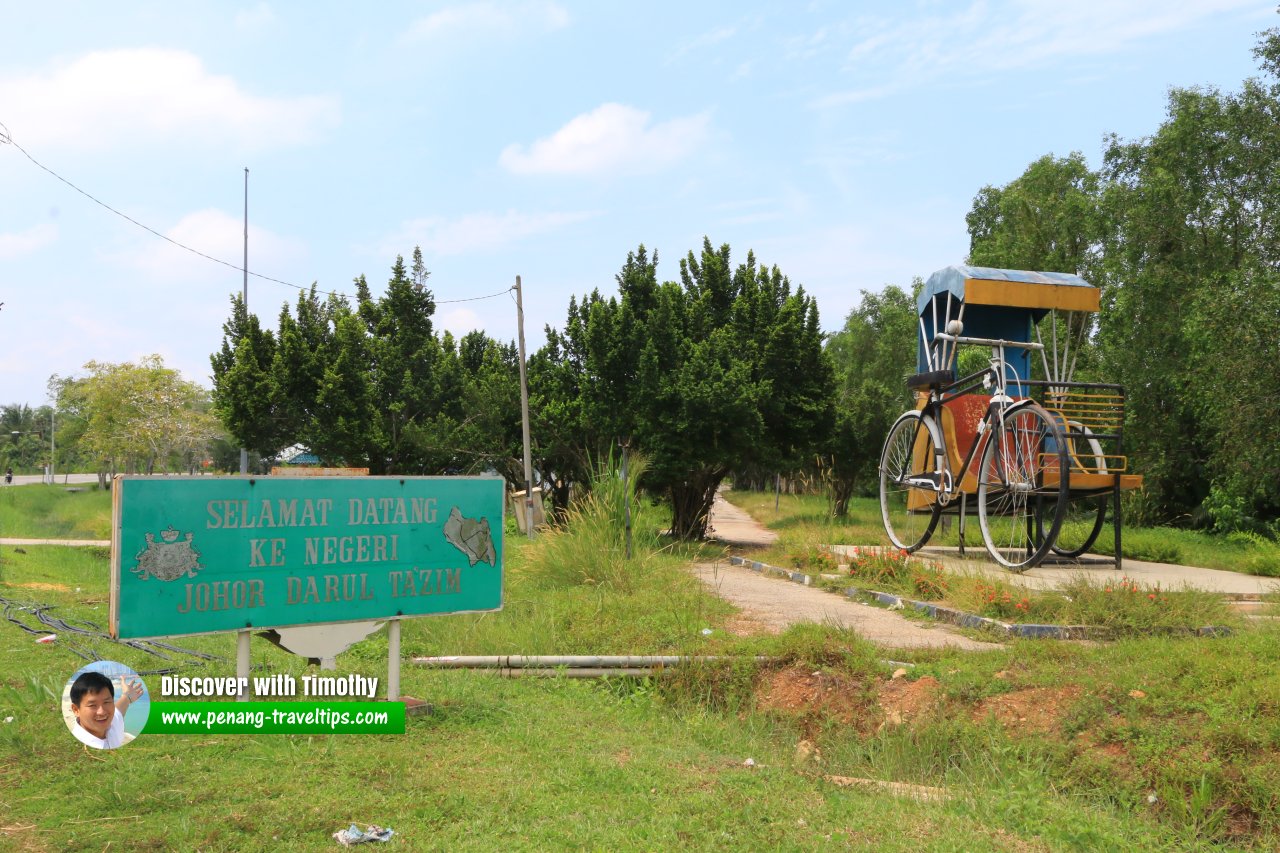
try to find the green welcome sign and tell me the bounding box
[110,476,504,639]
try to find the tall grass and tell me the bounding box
[525,453,668,591]
[404,454,732,657]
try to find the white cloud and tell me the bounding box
[110,208,309,287]
[403,1,569,42]
[812,0,1261,107]
[668,25,738,63]
[437,307,482,337]
[499,103,711,176]
[383,209,598,257]
[235,3,277,32]
[0,48,338,151]
[0,223,57,259]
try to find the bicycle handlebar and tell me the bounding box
[933,333,1044,351]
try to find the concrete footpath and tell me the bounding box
[831,545,1279,598]
[689,559,1003,651]
[694,494,1002,650]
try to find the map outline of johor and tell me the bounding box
[443,506,497,567]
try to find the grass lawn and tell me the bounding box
[0,484,112,540]
[3,488,1279,850]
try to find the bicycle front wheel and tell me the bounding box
[977,404,1068,571]
[879,411,941,552]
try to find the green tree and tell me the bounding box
[965,23,1280,527]
[59,356,220,485]
[1100,68,1280,524]
[824,284,918,515]
[311,305,379,466]
[211,295,286,457]
[273,285,335,453]
[967,152,1103,275]
[539,239,834,539]
[0,403,51,474]
[211,248,523,479]
[355,252,441,474]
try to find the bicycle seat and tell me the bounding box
[906,369,955,390]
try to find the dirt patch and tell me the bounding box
[824,774,950,802]
[757,669,953,734]
[3,582,71,592]
[722,612,780,636]
[978,827,1052,852]
[877,675,945,727]
[972,686,1083,736]
[757,666,875,732]
[1095,741,1128,760]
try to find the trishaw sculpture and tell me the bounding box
[878,266,1143,571]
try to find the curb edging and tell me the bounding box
[727,556,1231,640]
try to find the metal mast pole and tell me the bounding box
[239,167,249,477]
[236,167,250,701]
[515,276,534,539]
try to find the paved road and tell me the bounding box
[2,473,101,487]
[692,494,1002,651]
[0,538,110,547]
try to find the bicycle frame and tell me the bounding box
[903,335,1045,506]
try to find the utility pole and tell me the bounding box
[515,275,534,539]
[620,437,632,559]
[239,167,249,477]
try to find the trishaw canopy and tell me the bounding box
[916,265,1100,378]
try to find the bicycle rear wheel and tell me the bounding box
[879,411,941,552]
[1039,497,1107,558]
[1036,423,1107,558]
[977,404,1068,571]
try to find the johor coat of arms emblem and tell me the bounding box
[134,526,204,582]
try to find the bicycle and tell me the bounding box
[878,327,1069,571]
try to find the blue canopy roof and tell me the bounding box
[917,265,1093,316]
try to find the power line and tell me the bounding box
[0,121,514,307]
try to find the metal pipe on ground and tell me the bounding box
[412,655,776,669]
[495,668,659,679]
[412,655,915,679]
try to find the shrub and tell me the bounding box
[845,547,912,587]
[786,545,838,573]
[910,564,950,600]
[1056,574,1233,630]
[971,580,1033,620]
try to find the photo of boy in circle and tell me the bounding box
[69,670,144,749]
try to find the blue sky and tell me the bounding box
[1,1,1274,406]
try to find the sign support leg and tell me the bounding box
[236,629,250,702]
[387,618,401,702]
